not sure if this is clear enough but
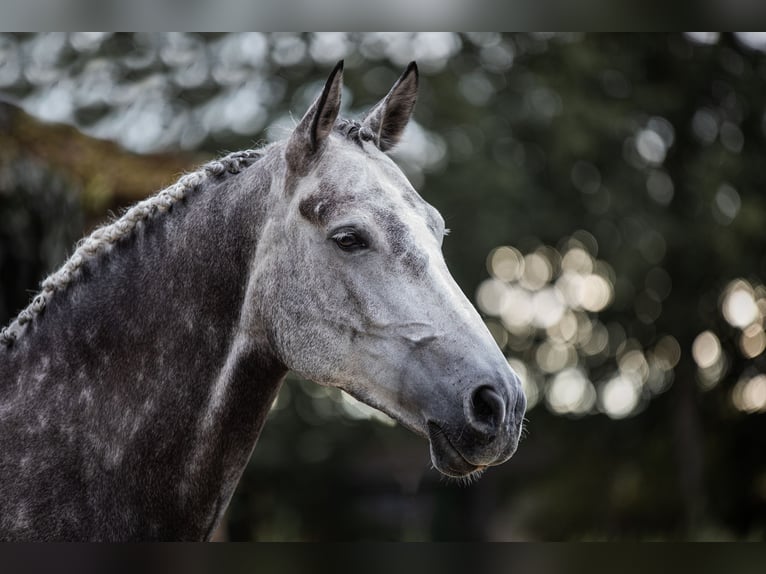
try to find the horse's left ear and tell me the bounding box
[287,60,344,165]
[362,61,418,152]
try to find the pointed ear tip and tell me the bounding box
[327,60,344,82]
[406,61,419,76]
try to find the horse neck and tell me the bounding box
[1,154,288,540]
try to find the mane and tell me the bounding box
[0,148,265,347]
[334,119,376,147]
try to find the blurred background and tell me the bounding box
[2,32,766,541]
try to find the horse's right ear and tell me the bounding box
[361,62,418,152]
[286,61,344,166]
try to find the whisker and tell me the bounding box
[519,417,531,441]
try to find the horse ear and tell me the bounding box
[287,60,344,159]
[362,62,418,152]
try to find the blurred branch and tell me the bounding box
[0,100,207,220]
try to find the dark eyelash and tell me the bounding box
[331,227,369,252]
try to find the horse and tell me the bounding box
[0,61,526,541]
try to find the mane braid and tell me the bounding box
[334,119,376,148]
[0,148,263,347]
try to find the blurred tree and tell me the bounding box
[436,33,766,540]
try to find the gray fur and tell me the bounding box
[0,62,525,541]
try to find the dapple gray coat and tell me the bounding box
[0,62,525,541]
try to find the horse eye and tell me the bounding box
[331,228,368,252]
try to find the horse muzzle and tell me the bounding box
[426,375,526,478]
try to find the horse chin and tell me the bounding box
[427,422,484,478]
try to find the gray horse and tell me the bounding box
[0,62,525,541]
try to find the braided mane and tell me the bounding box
[334,119,376,147]
[0,149,264,347]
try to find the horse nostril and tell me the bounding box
[470,386,506,430]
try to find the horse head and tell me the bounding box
[254,62,526,478]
